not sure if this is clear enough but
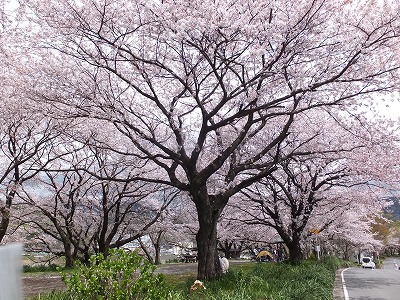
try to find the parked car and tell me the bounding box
[361,257,375,269]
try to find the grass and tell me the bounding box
[27,256,346,300]
[180,257,342,300]
[23,264,60,273]
[27,291,71,300]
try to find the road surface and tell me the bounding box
[342,259,400,300]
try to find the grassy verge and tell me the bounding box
[179,256,346,300]
[27,256,348,300]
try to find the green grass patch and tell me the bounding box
[27,291,71,300]
[182,257,341,300]
[23,264,60,273]
[28,256,347,300]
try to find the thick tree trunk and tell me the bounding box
[64,251,74,268]
[287,240,303,263]
[98,240,110,259]
[195,200,223,280]
[61,236,77,268]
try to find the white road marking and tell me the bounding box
[341,268,351,300]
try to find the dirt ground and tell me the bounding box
[23,275,66,298]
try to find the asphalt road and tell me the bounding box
[342,259,400,300]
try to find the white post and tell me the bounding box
[0,243,23,300]
[316,245,321,260]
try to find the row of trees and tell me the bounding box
[1,0,400,279]
[0,108,396,273]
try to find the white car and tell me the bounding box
[361,257,375,269]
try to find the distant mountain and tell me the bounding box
[384,196,400,221]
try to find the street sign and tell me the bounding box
[311,228,320,234]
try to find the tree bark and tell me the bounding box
[81,247,91,265]
[195,192,224,280]
[0,188,17,243]
[287,240,304,263]
[97,233,111,259]
[64,247,74,268]
[0,206,10,243]
[152,232,163,265]
[61,234,78,268]
[138,237,154,264]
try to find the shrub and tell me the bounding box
[62,249,169,300]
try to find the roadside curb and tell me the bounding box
[333,268,345,300]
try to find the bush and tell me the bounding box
[62,249,170,300]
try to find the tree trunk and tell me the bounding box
[98,240,110,259]
[195,199,223,280]
[61,236,77,268]
[139,237,154,264]
[153,232,163,265]
[64,251,74,268]
[343,243,350,261]
[0,190,15,243]
[287,240,303,263]
[0,206,10,243]
[81,250,91,265]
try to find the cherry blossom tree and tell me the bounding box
[323,213,384,261]
[0,112,67,243]
[0,2,69,243]
[381,224,400,256]
[217,206,277,258]
[137,194,194,264]
[235,108,397,261]
[18,0,400,279]
[14,151,100,267]
[14,146,175,266]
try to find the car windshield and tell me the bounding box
[362,257,371,263]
